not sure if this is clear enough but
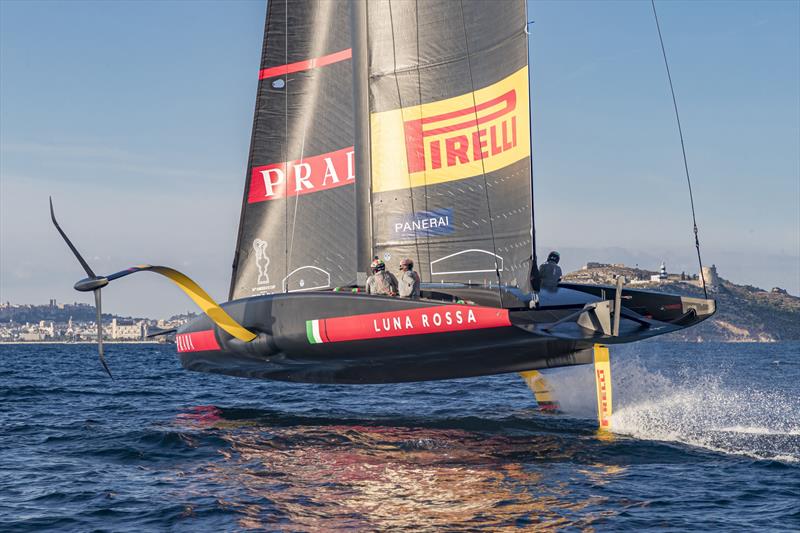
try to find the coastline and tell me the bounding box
[0,341,163,345]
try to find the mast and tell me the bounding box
[351,0,373,285]
[525,1,541,293]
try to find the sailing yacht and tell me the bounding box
[52,1,715,401]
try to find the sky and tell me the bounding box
[1,0,798,318]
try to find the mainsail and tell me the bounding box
[364,0,534,292]
[229,0,356,299]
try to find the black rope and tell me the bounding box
[283,0,289,292]
[415,0,433,282]
[651,0,708,299]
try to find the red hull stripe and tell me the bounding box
[316,305,511,344]
[321,318,331,343]
[258,48,352,80]
[176,330,221,353]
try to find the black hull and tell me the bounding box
[175,285,715,384]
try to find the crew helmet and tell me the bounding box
[547,251,560,264]
[370,258,386,272]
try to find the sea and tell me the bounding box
[1,342,798,531]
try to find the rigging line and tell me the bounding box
[387,0,422,269]
[283,0,289,292]
[415,0,433,281]
[651,0,708,299]
[458,0,502,304]
[287,130,306,274]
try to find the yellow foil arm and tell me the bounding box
[129,265,256,342]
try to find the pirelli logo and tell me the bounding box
[403,90,517,174]
[370,67,530,193]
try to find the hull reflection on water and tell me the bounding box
[171,406,624,530]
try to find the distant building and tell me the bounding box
[583,262,606,270]
[701,264,720,291]
[38,320,54,337]
[19,331,45,341]
[771,287,788,295]
[110,318,147,340]
[649,262,668,283]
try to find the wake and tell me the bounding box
[544,352,800,464]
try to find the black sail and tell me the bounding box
[365,0,533,293]
[230,0,355,299]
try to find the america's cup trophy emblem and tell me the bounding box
[253,239,270,285]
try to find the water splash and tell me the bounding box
[545,351,800,463]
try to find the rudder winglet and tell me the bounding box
[520,370,561,412]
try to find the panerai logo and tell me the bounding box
[248,146,354,203]
[392,208,453,238]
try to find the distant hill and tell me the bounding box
[0,301,112,324]
[563,264,800,342]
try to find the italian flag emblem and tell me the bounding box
[306,319,327,344]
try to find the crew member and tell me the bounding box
[398,258,420,298]
[366,258,398,296]
[539,251,562,291]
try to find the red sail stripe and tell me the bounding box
[258,48,352,80]
[176,330,220,353]
[248,146,355,203]
[318,305,510,343]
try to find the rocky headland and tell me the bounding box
[563,263,799,342]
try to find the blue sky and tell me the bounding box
[1,0,798,318]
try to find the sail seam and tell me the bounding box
[366,33,524,79]
[415,0,433,281]
[386,0,422,271]
[458,0,502,304]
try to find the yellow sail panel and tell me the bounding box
[370,67,530,193]
[593,344,613,430]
